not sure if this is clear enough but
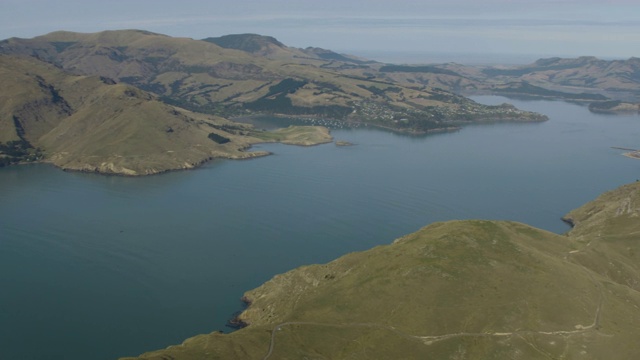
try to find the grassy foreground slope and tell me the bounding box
[124,182,640,359]
[0,54,331,174]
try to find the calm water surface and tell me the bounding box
[1,96,639,359]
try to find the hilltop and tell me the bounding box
[123,181,640,359]
[0,54,331,175]
[203,33,371,64]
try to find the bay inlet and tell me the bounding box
[0,96,638,359]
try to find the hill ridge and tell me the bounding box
[0,29,548,136]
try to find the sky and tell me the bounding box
[1,0,639,64]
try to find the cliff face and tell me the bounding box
[124,182,640,360]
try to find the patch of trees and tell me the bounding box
[482,61,588,77]
[311,81,342,93]
[244,92,294,112]
[357,85,401,96]
[492,82,607,100]
[49,41,77,52]
[207,133,230,144]
[245,95,351,118]
[32,76,72,114]
[389,117,443,132]
[244,78,350,117]
[380,65,460,76]
[264,78,307,97]
[0,140,43,167]
[206,123,249,136]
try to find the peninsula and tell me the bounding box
[123,181,640,359]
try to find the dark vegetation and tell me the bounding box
[202,34,284,53]
[12,115,27,140]
[0,140,43,167]
[243,78,306,112]
[2,116,44,166]
[203,123,251,136]
[49,41,76,52]
[482,57,599,77]
[308,50,369,64]
[34,75,73,113]
[380,64,460,76]
[491,82,607,100]
[245,96,351,118]
[264,78,307,97]
[207,132,231,144]
[242,78,351,117]
[357,85,402,96]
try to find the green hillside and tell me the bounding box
[123,182,640,359]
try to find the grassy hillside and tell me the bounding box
[123,182,640,359]
[0,54,331,175]
[0,30,548,133]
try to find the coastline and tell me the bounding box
[623,151,640,160]
[0,127,333,177]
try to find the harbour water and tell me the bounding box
[0,96,638,359]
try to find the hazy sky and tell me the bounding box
[1,0,639,63]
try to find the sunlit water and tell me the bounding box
[1,96,638,359]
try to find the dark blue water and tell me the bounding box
[0,97,638,359]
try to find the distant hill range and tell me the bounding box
[390,56,640,105]
[121,180,640,359]
[482,56,640,96]
[0,30,545,131]
[1,30,636,174]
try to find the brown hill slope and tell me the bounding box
[0,54,331,174]
[0,30,547,133]
[123,182,640,359]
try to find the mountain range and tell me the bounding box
[5,30,636,175]
[0,30,551,175]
